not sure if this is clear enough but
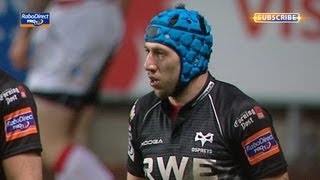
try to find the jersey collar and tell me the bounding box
[161,73,216,115]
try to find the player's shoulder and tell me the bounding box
[213,79,259,115]
[129,91,160,121]
[0,71,30,96]
[0,70,34,108]
[0,70,20,91]
[207,74,248,101]
[216,79,255,102]
[135,91,160,108]
[0,71,30,92]
[212,79,270,133]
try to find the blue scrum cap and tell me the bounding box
[144,6,213,84]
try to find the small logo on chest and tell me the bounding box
[192,132,214,154]
[195,132,214,147]
[141,139,163,146]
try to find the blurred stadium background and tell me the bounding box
[1,0,319,179]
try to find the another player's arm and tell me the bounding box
[3,152,42,180]
[127,172,146,180]
[26,0,51,12]
[262,171,289,180]
[9,0,51,69]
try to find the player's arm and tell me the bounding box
[127,172,146,180]
[229,100,289,179]
[26,0,51,12]
[9,0,50,69]
[261,171,289,180]
[1,80,43,179]
[2,152,42,180]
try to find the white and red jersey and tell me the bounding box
[26,0,124,98]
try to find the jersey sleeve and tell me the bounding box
[0,83,42,159]
[127,99,145,177]
[229,100,287,179]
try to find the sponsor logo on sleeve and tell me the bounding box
[0,86,27,105]
[4,107,38,142]
[241,127,280,165]
[234,106,266,130]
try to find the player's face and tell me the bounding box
[144,42,180,98]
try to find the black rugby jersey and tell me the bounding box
[127,73,287,179]
[0,70,42,179]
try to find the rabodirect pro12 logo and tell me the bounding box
[20,13,50,28]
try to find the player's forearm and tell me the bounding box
[26,0,50,12]
[127,172,146,180]
[3,153,43,180]
[261,171,289,180]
